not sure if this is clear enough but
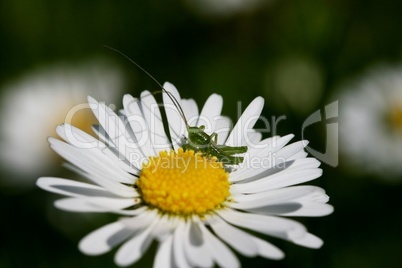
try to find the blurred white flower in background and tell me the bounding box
[339,65,402,180]
[184,0,268,17]
[0,59,126,190]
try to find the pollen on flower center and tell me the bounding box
[137,148,230,215]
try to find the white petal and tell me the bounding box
[235,202,332,217]
[230,134,295,180]
[114,222,155,266]
[208,216,258,257]
[91,124,112,146]
[218,209,307,241]
[262,168,323,191]
[181,99,199,125]
[197,94,223,134]
[120,209,158,230]
[254,158,319,185]
[87,96,122,145]
[79,222,133,255]
[288,150,308,161]
[37,177,118,198]
[293,187,330,203]
[251,236,285,260]
[292,233,323,249]
[266,134,295,151]
[199,223,240,268]
[231,157,320,185]
[280,203,334,217]
[82,196,138,210]
[228,202,301,215]
[162,82,187,150]
[56,123,99,149]
[122,94,156,157]
[98,148,140,176]
[225,96,264,147]
[183,221,214,267]
[54,197,139,212]
[154,235,174,268]
[50,142,128,187]
[140,91,171,152]
[56,124,137,183]
[114,207,149,216]
[276,141,309,160]
[89,96,145,163]
[57,199,146,216]
[214,116,231,144]
[231,186,326,207]
[55,198,110,212]
[230,168,322,194]
[172,220,191,268]
[88,96,122,142]
[48,139,137,197]
[91,124,142,172]
[247,130,263,144]
[153,215,180,243]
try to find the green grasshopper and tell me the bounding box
[105,47,247,165]
[183,125,248,165]
[161,88,248,166]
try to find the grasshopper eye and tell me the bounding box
[199,125,205,131]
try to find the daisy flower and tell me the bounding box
[340,65,402,179]
[37,82,333,267]
[0,59,125,188]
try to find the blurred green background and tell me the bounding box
[1,0,402,267]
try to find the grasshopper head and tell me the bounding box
[187,126,204,134]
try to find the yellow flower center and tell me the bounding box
[137,148,230,216]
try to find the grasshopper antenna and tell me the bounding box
[104,45,189,127]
